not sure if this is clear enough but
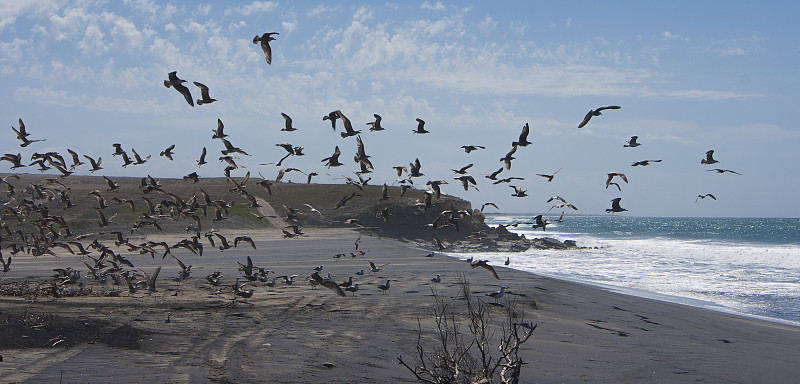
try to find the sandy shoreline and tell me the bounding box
[1,228,799,383]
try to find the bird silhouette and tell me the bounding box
[413,118,429,134]
[624,136,641,148]
[163,71,194,106]
[695,194,717,203]
[606,197,627,213]
[578,105,620,128]
[160,144,175,161]
[512,123,532,146]
[701,150,719,165]
[280,112,297,131]
[253,32,279,64]
[193,82,217,105]
[367,114,384,131]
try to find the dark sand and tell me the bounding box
[1,228,799,383]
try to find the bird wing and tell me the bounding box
[578,110,593,128]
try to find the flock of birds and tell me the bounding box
[0,29,742,303]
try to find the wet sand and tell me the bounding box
[1,228,799,383]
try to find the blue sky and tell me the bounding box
[1,1,798,217]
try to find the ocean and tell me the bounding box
[476,214,800,325]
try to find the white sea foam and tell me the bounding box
[464,218,800,324]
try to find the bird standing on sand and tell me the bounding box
[487,286,506,303]
[163,71,194,107]
[578,105,621,128]
[253,32,279,64]
[377,280,391,294]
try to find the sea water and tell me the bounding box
[475,215,800,325]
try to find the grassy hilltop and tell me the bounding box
[0,173,499,242]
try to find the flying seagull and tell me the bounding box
[253,32,279,64]
[701,150,719,165]
[163,71,194,106]
[413,118,429,134]
[512,123,532,147]
[193,82,217,105]
[623,136,641,148]
[606,197,627,213]
[578,105,621,128]
[695,194,717,203]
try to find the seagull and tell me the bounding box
[323,111,340,131]
[578,105,621,128]
[432,235,445,251]
[500,145,517,170]
[220,138,249,156]
[509,185,527,197]
[695,194,717,203]
[344,283,360,296]
[212,119,228,139]
[253,32,279,64]
[83,155,102,172]
[377,279,391,294]
[470,260,500,280]
[160,144,175,161]
[707,169,741,175]
[66,149,85,169]
[486,286,506,303]
[280,112,296,131]
[606,197,628,213]
[606,172,628,187]
[163,71,194,107]
[461,145,485,153]
[512,123,532,147]
[194,147,207,166]
[1,253,11,273]
[701,150,719,165]
[321,146,343,168]
[480,202,499,212]
[367,114,384,131]
[193,82,217,105]
[483,167,504,181]
[336,110,360,138]
[531,214,549,230]
[631,159,662,167]
[623,136,641,148]
[431,274,441,283]
[413,118,429,134]
[452,163,473,175]
[367,260,388,273]
[408,158,424,178]
[536,168,562,182]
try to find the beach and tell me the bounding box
[1,228,799,383]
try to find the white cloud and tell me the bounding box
[231,1,277,16]
[308,5,339,18]
[478,16,497,31]
[0,0,59,32]
[421,2,446,11]
[78,24,107,56]
[282,20,297,34]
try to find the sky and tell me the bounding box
[1,0,798,217]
